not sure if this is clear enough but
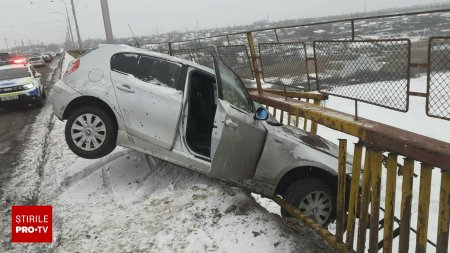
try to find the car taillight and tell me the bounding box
[64,59,80,76]
[9,57,27,64]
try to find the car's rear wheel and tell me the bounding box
[281,178,336,227]
[65,106,117,159]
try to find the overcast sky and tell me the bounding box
[0,0,447,49]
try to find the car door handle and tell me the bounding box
[116,84,135,93]
[225,119,238,129]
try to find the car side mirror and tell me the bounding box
[254,107,269,120]
[35,73,42,78]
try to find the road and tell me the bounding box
[0,58,62,194]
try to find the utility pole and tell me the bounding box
[70,0,82,50]
[57,1,75,49]
[4,38,8,51]
[3,31,10,51]
[100,0,114,43]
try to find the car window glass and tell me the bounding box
[134,56,181,89]
[0,68,31,80]
[111,53,138,75]
[216,60,253,113]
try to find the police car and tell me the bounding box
[0,59,46,107]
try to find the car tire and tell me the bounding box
[65,106,117,159]
[41,87,47,99]
[281,177,336,227]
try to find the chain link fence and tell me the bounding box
[191,46,217,69]
[314,39,411,111]
[259,42,310,91]
[427,37,450,120]
[172,49,193,62]
[217,45,254,79]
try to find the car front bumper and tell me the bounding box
[0,88,41,104]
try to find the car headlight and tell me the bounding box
[23,83,34,89]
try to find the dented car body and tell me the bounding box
[51,44,351,226]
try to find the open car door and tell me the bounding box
[209,58,267,182]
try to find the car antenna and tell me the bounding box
[128,23,140,48]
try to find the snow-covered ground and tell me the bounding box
[0,53,332,252]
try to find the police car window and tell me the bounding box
[111,53,138,75]
[0,68,31,81]
[134,56,181,89]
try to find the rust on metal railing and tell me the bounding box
[247,88,328,100]
[416,165,433,253]
[249,91,450,171]
[246,32,263,94]
[383,153,398,253]
[357,149,373,253]
[399,159,414,253]
[336,139,348,244]
[345,143,363,250]
[437,170,450,253]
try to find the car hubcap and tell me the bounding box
[71,113,106,151]
[298,191,332,226]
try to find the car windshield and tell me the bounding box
[0,68,31,80]
[28,57,39,61]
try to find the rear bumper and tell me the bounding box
[50,80,80,120]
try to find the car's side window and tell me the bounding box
[216,61,253,113]
[111,53,138,75]
[134,56,181,89]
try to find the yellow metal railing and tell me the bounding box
[249,89,450,253]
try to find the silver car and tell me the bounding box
[27,56,46,68]
[51,44,351,226]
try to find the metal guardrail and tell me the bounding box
[259,42,310,91]
[191,46,216,69]
[314,39,411,112]
[172,48,193,62]
[427,36,450,121]
[217,45,254,79]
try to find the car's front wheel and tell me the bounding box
[65,106,117,159]
[282,177,336,227]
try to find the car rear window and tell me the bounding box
[28,57,40,61]
[111,53,138,75]
[0,68,31,80]
[134,56,181,89]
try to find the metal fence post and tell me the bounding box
[246,32,263,94]
[168,42,174,56]
[336,139,348,244]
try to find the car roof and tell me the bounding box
[99,44,216,75]
[0,64,29,71]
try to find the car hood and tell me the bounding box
[0,77,33,87]
[263,122,353,171]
